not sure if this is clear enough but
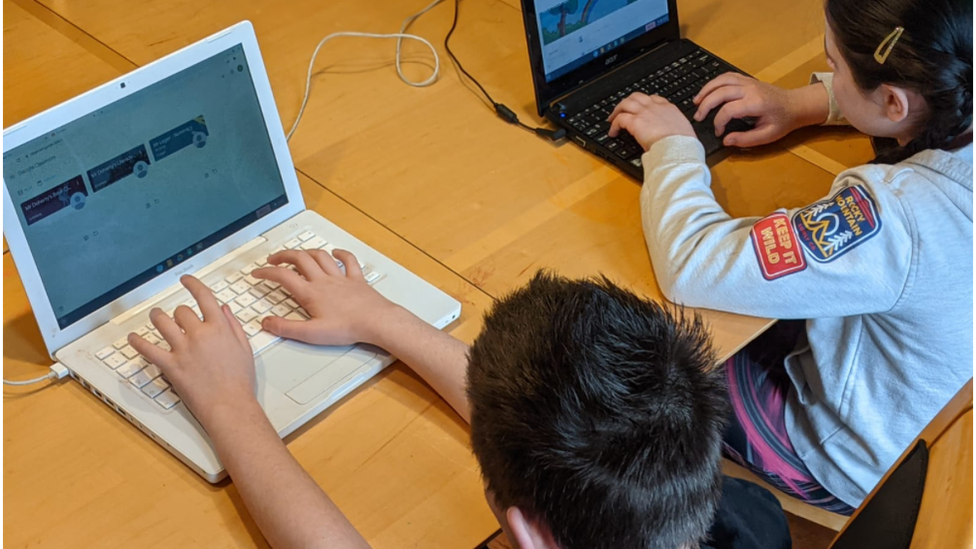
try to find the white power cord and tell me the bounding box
[4,362,70,386]
[395,0,445,84]
[286,0,445,141]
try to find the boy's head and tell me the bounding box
[467,272,728,549]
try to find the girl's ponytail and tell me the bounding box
[963,62,973,106]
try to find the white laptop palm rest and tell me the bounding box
[2,21,461,483]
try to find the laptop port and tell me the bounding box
[574,136,586,147]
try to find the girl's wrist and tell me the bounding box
[787,83,831,129]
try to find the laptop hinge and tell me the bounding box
[113,236,265,325]
[547,39,676,113]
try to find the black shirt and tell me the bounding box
[703,477,792,549]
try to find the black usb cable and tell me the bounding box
[444,0,566,142]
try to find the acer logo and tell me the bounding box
[605,55,618,65]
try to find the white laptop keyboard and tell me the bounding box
[92,231,384,411]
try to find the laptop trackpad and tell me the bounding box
[258,342,377,405]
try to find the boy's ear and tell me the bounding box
[506,506,560,549]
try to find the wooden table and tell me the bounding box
[5,0,874,545]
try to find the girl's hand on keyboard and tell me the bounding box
[254,249,397,347]
[128,275,257,428]
[607,93,696,150]
[692,73,829,147]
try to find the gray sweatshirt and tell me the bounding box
[638,95,973,506]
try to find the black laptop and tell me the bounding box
[520,0,753,179]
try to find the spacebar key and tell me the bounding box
[250,331,280,355]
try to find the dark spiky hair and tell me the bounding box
[467,272,727,549]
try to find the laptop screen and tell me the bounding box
[534,0,671,82]
[2,44,288,329]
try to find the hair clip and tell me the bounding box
[874,26,904,64]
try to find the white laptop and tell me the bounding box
[1,21,461,482]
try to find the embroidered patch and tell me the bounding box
[792,186,882,263]
[750,212,807,280]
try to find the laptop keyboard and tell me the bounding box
[93,231,384,411]
[565,48,727,169]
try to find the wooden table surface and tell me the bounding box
[3,0,873,546]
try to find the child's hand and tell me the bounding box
[607,93,696,150]
[692,73,821,147]
[128,276,256,428]
[253,249,399,346]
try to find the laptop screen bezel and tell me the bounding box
[519,0,681,116]
[1,21,305,357]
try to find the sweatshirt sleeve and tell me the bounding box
[639,136,914,319]
[810,72,847,126]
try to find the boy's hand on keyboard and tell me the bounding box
[607,93,696,150]
[128,275,256,427]
[692,73,828,147]
[253,249,396,346]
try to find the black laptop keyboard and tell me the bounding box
[565,49,727,166]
